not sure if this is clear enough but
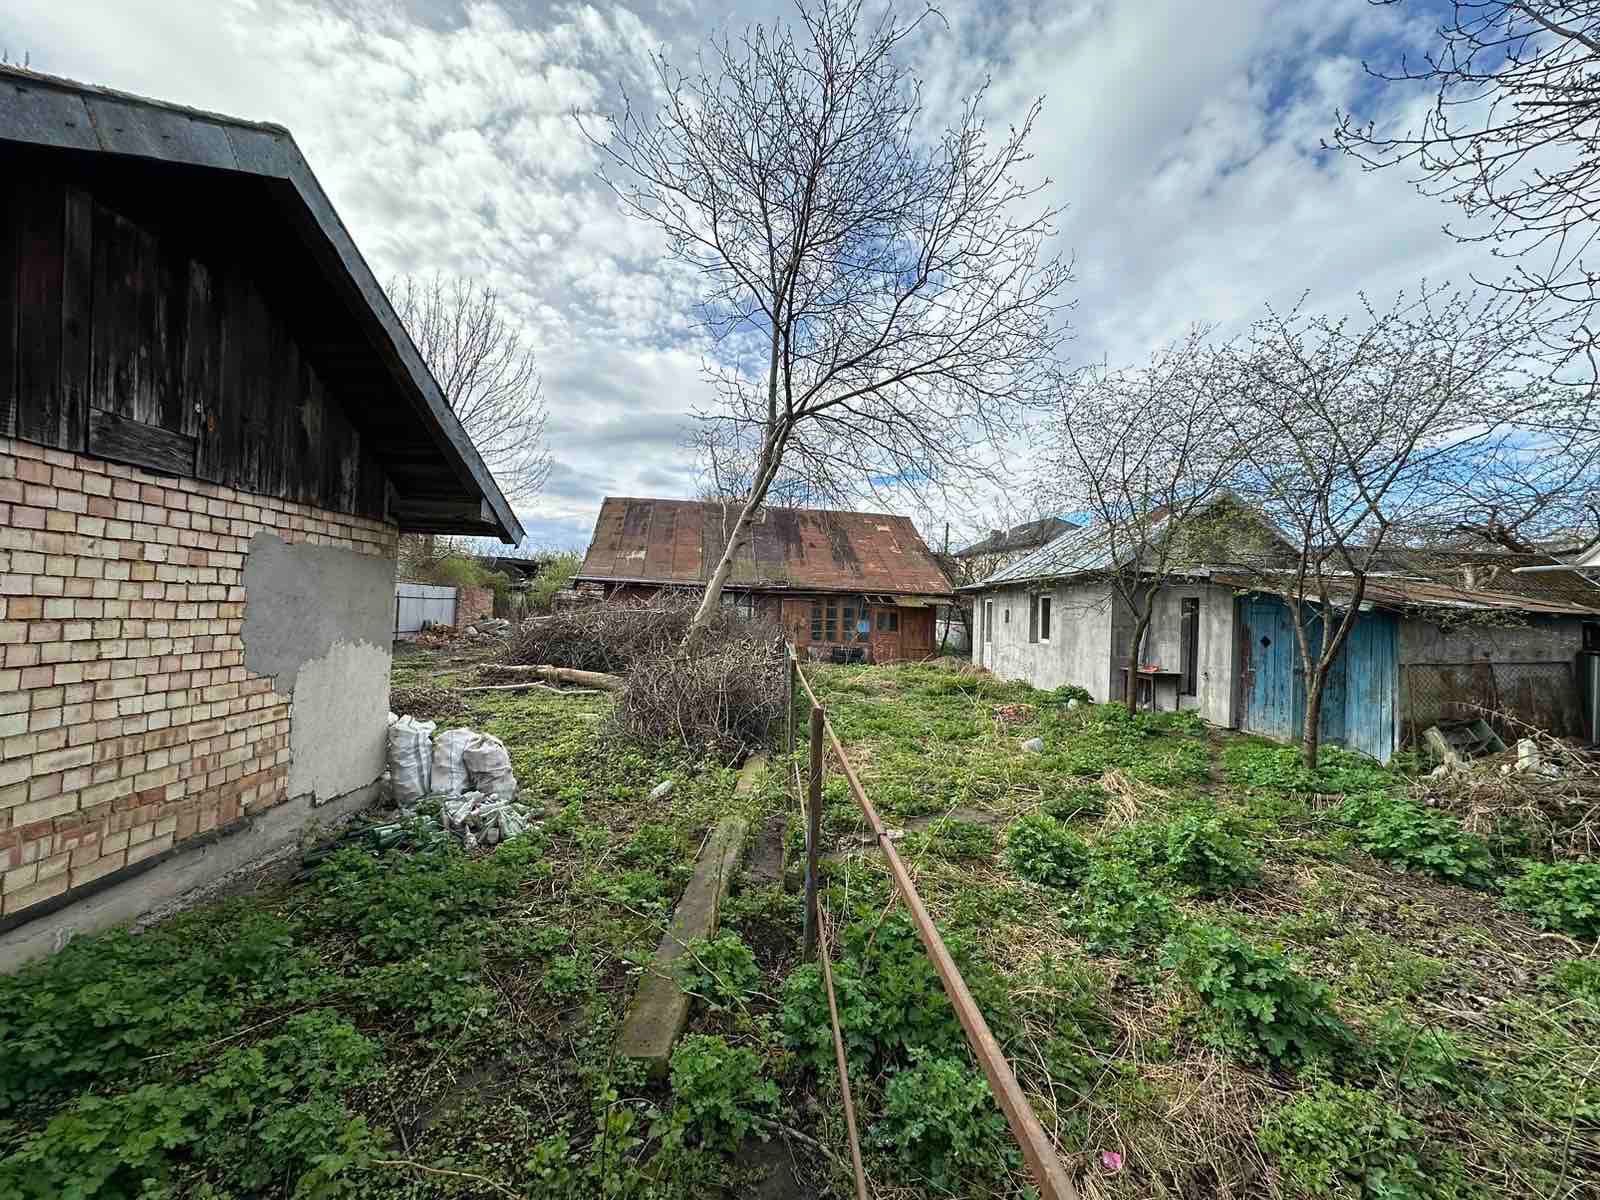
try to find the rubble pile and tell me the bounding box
[384,713,539,849]
[1417,720,1600,861]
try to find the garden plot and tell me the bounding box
[767,662,1599,1199]
[1,653,1595,1199]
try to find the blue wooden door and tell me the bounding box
[1341,609,1398,763]
[1242,597,1297,740]
[1239,595,1397,762]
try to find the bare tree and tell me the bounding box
[391,273,551,504]
[579,0,1072,649]
[1330,1,1600,375]
[1039,331,1251,713]
[1444,419,1600,551]
[1223,288,1544,767]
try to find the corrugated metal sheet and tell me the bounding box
[974,521,1153,587]
[575,497,954,596]
[1213,572,1600,617]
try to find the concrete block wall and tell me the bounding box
[0,436,397,927]
[457,585,494,625]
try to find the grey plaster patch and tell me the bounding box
[240,531,395,685]
[288,640,391,804]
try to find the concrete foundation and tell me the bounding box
[0,779,382,973]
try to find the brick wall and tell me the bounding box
[456,585,493,625]
[0,437,398,923]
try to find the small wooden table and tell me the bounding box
[1120,668,1182,712]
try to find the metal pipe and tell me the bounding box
[804,704,823,959]
[789,643,1077,1200]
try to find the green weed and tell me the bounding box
[1164,924,1353,1065]
[1501,860,1600,938]
[1004,813,1090,889]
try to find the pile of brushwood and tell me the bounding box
[503,596,787,760]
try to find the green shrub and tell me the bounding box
[1042,784,1107,821]
[869,1051,1015,1190]
[667,1035,778,1151]
[1225,742,1394,797]
[1257,1082,1462,1198]
[1501,861,1600,938]
[541,953,593,1002]
[1159,807,1262,893]
[1004,814,1090,889]
[0,1010,380,1199]
[780,911,1013,1075]
[0,905,328,1105]
[1337,792,1496,888]
[1062,856,1181,954]
[620,822,684,871]
[1050,683,1094,705]
[1164,924,1352,1065]
[1549,958,1600,1003]
[1128,737,1212,787]
[675,932,760,1010]
[302,837,545,961]
[350,950,495,1034]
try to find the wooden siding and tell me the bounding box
[0,170,387,518]
[1240,595,1399,763]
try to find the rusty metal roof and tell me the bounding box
[576,498,954,596]
[1211,570,1600,617]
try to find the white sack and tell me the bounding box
[462,732,517,799]
[387,716,436,808]
[431,727,476,797]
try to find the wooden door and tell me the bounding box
[871,606,902,662]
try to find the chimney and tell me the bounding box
[989,528,1003,543]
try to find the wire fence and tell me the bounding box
[1402,660,1579,745]
[785,646,1078,1200]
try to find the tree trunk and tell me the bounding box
[1300,669,1325,769]
[1125,609,1153,715]
[682,432,785,654]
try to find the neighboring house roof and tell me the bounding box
[954,517,1077,559]
[1371,549,1600,610]
[961,492,1293,591]
[1213,569,1600,617]
[0,66,522,542]
[576,497,954,596]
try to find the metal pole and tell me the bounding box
[803,703,823,959]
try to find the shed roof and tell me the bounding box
[576,498,954,596]
[953,517,1078,559]
[1210,569,1600,617]
[0,65,522,542]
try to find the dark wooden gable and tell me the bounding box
[0,150,388,520]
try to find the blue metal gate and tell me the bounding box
[1239,595,1398,762]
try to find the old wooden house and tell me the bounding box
[966,507,1600,762]
[0,68,521,966]
[575,497,954,662]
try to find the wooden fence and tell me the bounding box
[785,646,1078,1200]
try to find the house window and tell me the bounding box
[877,610,899,633]
[1180,597,1199,695]
[1039,596,1052,643]
[1028,594,1039,644]
[984,600,994,643]
[810,600,838,642]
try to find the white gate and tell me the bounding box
[395,583,457,635]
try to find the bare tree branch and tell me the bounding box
[575,0,1073,648]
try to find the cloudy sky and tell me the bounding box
[6,0,1492,549]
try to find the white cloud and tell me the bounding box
[8,0,1513,549]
